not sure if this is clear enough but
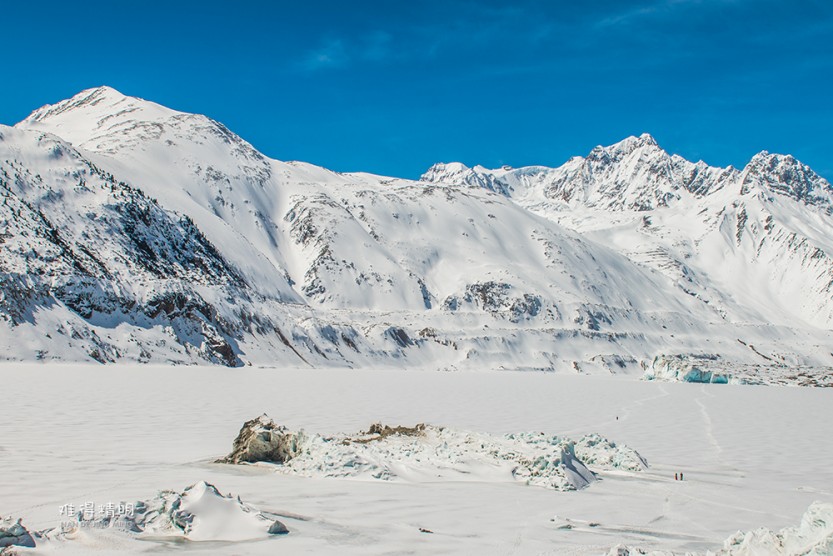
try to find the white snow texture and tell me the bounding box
[1,87,832,384]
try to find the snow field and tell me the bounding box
[1,364,831,554]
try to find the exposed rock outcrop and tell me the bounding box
[217,414,305,464]
[0,518,34,549]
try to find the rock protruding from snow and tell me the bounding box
[68,481,288,542]
[220,416,647,491]
[0,517,35,548]
[575,433,648,472]
[218,414,305,464]
[443,281,543,322]
[421,162,515,195]
[361,422,427,440]
[606,545,672,556]
[718,501,833,555]
[741,152,833,208]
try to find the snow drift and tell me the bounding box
[5,481,288,552]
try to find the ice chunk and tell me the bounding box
[0,517,35,548]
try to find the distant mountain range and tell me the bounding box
[2,86,830,384]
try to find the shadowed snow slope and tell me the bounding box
[2,87,831,380]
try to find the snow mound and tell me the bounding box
[719,501,833,555]
[221,416,648,491]
[63,481,288,542]
[0,517,35,548]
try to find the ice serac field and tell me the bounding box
[2,363,832,555]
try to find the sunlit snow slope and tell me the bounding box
[3,87,831,380]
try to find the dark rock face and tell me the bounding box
[443,281,543,323]
[741,152,833,208]
[0,518,35,549]
[0,136,247,366]
[267,521,289,535]
[218,415,304,464]
[385,326,413,348]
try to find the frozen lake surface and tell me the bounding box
[1,363,832,554]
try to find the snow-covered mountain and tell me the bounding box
[2,87,831,381]
[422,134,833,331]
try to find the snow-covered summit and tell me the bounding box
[422,133,833,331]
[590,132,659,157]
[421,133,738,210]
[421,161,515,195]
[20,86,183,151]
[740,150,833,208]
[420,134,831,213]
[24,86,170,119]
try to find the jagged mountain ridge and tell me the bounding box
[421,134,833,330]
[2,87,831,379]
[422,132,832,211]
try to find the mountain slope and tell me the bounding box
[421,135,833,331]
[3,87,831,380]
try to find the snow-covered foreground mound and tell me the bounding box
[2,481,289,552]
[218,415,647,491]
[719,501,833,555]
[73,480,288,541]
[610,502,833,555]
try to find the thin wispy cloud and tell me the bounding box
[301,39,348,71]
[595,0,738,28]
[299,5,557,73]
[300,31,396,71]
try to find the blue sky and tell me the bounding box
[2,0,831,179]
